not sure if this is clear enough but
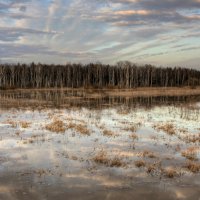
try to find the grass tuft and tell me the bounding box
[135,160,146,168]
[185,161,200,173]
[45,120,66,133]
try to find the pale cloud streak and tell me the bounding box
[0,0,200,68]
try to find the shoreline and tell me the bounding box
[1,87,200,98]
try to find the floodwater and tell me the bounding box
[0,90,200,200]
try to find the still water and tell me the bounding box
[0,90,200,200]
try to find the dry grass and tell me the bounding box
[117,109,130,115]
[184,134,200,143]
[20,121,31,128]
[124,123,141,133]
[135,160,146,168]
[154,123,176,135]
[15,131,21,136]
[109,157,124,167]
[45,120,66,133]
[93,151,125,167]
[67,123,90,135]
[162,167,179,178]
[71,156,78,161]
[34,169,48,177]
[146,161,162,174]
[181,147,199,161]
[103,130,115,137]
[146,164,156,174]
[129,133,138,140]
[5,120,17,128]
[185,161,200,173]
[142,150,157,159]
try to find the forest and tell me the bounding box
[0,61,200,89]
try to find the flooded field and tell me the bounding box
[0,89,200,200]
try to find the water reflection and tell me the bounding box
[0,89,200,109]
[0,90,200,200]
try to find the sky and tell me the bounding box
[0,0,200,68]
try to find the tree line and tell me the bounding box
[0,61,200,89]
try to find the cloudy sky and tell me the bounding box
[0,0,200,67]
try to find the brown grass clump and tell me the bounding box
[71,156,78,161]
[109,157,124,167]
[162,167,178,178]
[15,131,21,136]
[67,123,90,135]
[142,150,157,159]
[154,123,176,135]
[129,133,138,141]
[5,120,17,128]
[45,120,66,133]
[184,134,200,143]
[103,130,114,137]
[146,164,157,174]
[34,169,48,177]
[181,147,199,161]
[135,160,146,168]
[117,109,130,115]
[20,121,31,128]
[124,123,141,133]
[185,161,200,173]
[93,151,124,167]
[93,151,110,165]
[75,124,90,135]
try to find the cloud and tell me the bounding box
[0,0,200,67]
[0,43,94,61]
[0,27,62,42]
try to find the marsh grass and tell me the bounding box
[154,123,176,135]
[185,161,200,173]
[103,130,115,137]
[15,131,21,136]
[67,123,90,136]
[20,121,31,128]
[5,120,17,128]
[93,151,125,167]
[124,123,142,133]
[45,119,66,133]
[129,133,138,140]
[181,147,199,161]
[184,134,200,143]
[135,160,146,168]
[146,164,157,174]
[162,167,179,178]
[142,150,157,159]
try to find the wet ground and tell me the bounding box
[0,90,200,200]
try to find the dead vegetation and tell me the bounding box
[185,161,200,173]
[103,130,115,137]
[45,119,66,133]
[146,164,157,174]
[162,167,179,178]
[181,147,199,161]
[184,134,200,143]
[117,109,130,115]
[142,150,157,159]
[15,131,21,136]
[129,133,138,140]
[20,121,31,128]
[145,162,162,174]
[124,122,141,133]
[67,123,90,136]
[135,160,146,168]
[5,120,17,128]
[93,151,125,167]
[153,123,176,135]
